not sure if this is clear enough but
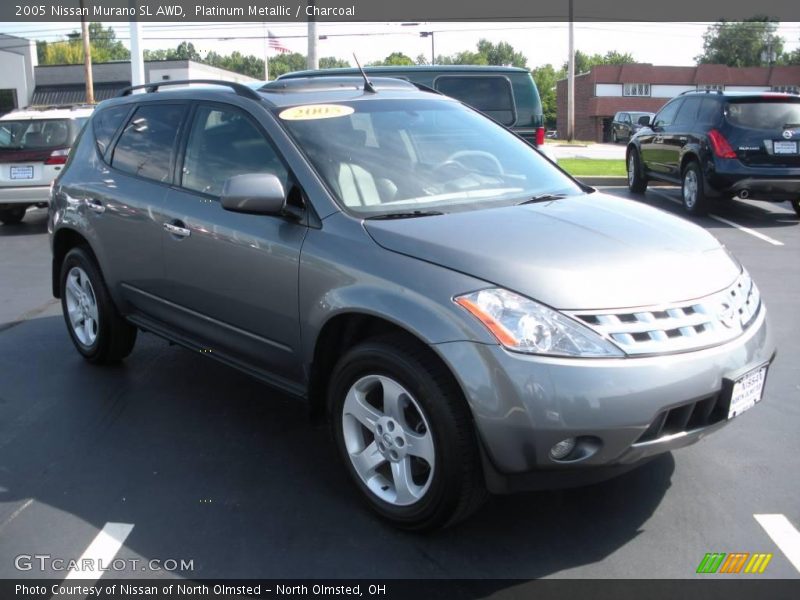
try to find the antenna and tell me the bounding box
[352,53,377,94]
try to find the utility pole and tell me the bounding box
[128,2,145,88]
[420,32,435,65]
[307,1,318,70]
[79,0,94,103]
[263,22,269,81]
[567,0,575,141]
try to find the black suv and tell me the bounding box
[626,91,800,216]
[610,111,653,143]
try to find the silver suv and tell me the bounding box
[0,105,93,224]
[49,79,775,530]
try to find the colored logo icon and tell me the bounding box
[696,552,773,574]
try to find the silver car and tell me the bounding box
[48,78,775,530]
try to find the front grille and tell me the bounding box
[636,394,725,443]
[567,271,761,356]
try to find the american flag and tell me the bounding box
[267,30,290,54]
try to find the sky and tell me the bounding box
[1,21,799,70]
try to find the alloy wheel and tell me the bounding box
[64,266,99,346]
[341,374,435,506]
[683,169,698,209]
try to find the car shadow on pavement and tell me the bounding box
[0,209,48,237]
[0,316,674,583]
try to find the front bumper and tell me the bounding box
[0,185,51,205]
[434,305,774,491]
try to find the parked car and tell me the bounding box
[50,79,774,530]
[277,66,550,151]
[627,90,800,216]
[610,111,654,143]
[0,105,93,224]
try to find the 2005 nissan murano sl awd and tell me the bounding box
[49,77,775,530]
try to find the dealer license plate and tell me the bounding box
[728,366,767,419]
[773,140,798,154]
[10,165,34,179]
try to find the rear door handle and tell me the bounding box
[85,198,105,214]
[164,221,191,238]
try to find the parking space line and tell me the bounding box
[0,499,34,534]
[754,514,800,573]
[650,190,785,247]
[64,522,134,581]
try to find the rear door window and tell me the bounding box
[434,76,516,126]
[181,104,288,197]
[111,103,187,183]
[697,98,720,125]
[93,105,130,155]
[673,97,702,127]
[725,100,800,130]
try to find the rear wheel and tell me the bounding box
[611,130,618,144]
[0,206,27,225]
[681,161,710,216]
[60,247,137,364]
[627,149,648,194]
[329,335,486,530]
[791,198,800,217]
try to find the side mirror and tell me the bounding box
[637,115,651,126]
[221,173,286,216]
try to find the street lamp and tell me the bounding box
[420,31,434,65]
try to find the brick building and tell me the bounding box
[556,63,800,142]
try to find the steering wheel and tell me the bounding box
[434,150,505,177]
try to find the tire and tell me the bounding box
[0,206,27,225]
[60,247,137,364]
[627,148,648,194]
[611,131,618,144]
[791,198,800,218]
[681,161,710,216]
[329,335,486,531]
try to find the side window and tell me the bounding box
[697,98,720,126]
[93,105,131,155]
[673,97,702,127]
[653,100,683,128]
[434,76,515,126]
[623,114,631,124]
[182,105,288,197]
[112,104,186,183]
[613,112,621,122]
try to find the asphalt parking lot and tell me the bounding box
[0,189,798,583]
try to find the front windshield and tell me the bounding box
[629,112,651,123]
[276,98,581,216]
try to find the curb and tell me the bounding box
[575,176,676,187]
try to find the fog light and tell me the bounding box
[550,437,576,460]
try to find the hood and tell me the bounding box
[364,193,740,310]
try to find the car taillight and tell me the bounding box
[45,148,69,165]
[535,126,545,146]
[708,129,736,159]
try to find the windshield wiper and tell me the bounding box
[516,193,568,205]
[365,210,444,220]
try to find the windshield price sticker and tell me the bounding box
[279,104,355,121]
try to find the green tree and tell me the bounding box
[37,23,130,65]
[265,52,307,78]
[319,56,350,69]
[695,18,784,66]
[476,39,527,68]
[532,64,559,128]
[564,50,636,75]
[370,52,415,66]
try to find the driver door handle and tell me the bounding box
[164,221,191,238]
[85,198,105,214]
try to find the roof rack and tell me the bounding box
[679,89,724,96]
[119,79,261,101]
[13,103,95,111]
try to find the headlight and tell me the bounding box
[454,288,624,358]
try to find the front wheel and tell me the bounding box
[329,336,486,530]
[627,149,648,193]
[60,247,137,364]
[611,130,618,144]
[681,161,710,216]
[0,205,27,225]
[791,198,800,217]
